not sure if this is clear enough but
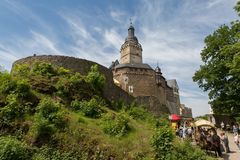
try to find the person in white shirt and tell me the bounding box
[234,133,240,149]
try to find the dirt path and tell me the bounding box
[218,131,240,160]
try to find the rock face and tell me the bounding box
[12,55,135,105]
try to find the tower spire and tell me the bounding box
[128,21,134,38]
[129,18,132,25]
[120,21,142,64]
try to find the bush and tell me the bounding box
[101,112,130,137]
[0,92,35,128]
[85,65,105,92]
[171,140,215,160]
[11,64,30,78]
[56,73,94,102]
[36,98,68,129]
[29,98,68,146]
[110,100,126,111]
[0,136,31,160]
[31,62,56,77]
[127,107,148,120]
[71,97,103,118]
[151,126,174,160]
[0,72,16,95]
[29,116,56,146]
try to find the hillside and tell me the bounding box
[0,62,214,160]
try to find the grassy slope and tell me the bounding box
[64,109,155,159]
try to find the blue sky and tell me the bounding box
[0,0,238,116]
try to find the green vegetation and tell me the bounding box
[193,2,240,115]
[0,136,31,160]
[101,112,130,137]
[0,62,214,159]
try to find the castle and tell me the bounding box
[12,24,192,118]
[110,24,192,118]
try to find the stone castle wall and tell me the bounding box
[12,55,135,104]
[113,67,172,114]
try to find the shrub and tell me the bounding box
[56,73,94,102]
[30,115,56,146]
[11,63,30,78]
[110,100,125,111]
[171,140,215,160]
[85,65,105,92]
[101,112,130,137]
[36,98,68,129]
[0,92,35,128]
[0,136,31,160]
[29,98,68,146]
[71,97,103,118]
[127,107,148,120]
[0,72,16,95]
[151,126,174,160]
[31,62,56,77]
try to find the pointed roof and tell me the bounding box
[125,23,138,43]
[155,65,162,74]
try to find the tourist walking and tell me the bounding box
[233,125,238,135]
[220,132,230,153]
[234,133,240,149]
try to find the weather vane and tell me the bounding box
[129,18,132,25]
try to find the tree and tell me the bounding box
[193,3,240,115]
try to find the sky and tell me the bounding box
[0,0,238,117]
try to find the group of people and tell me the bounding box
[221,122,240,134]
[175,126,193,139]
[174,121,240,157]
[197,126,240,157]
[198,127,223,157]
[221,122,240,150]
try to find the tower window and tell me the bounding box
[128,85,134,93]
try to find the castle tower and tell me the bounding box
[120,23,143,64]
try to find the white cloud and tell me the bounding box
[104,29,122,50]
[181,98,210,117]
[0,0,237,116]
[59,13,120,66]
[133,0,237,116]
[110,10,126,23]
[30,31,62,55]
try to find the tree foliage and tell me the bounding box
[193,4,240,115]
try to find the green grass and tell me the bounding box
[64,109,154,159]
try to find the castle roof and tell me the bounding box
[114,63,152,70]
[167,79,179,90]
[125,23,138,43]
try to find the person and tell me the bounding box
[187,127,193,139]
[178,127,183,138]
[234,133,240,149]
[233,125,238,135]
[182,126,187,139]
[220,132,230,153]
[212,132,222,157]
[221,121,225,131]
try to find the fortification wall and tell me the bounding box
[12,55,134,104]
[136,96,170,115]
